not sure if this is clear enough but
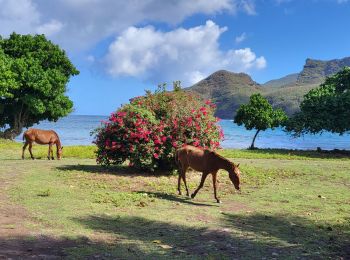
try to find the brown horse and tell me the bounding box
[22,128,63,160]
[175,145,241,203]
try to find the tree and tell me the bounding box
[0,33,79,139]
[286,67,350,136]
[234,93,287,149]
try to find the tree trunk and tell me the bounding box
[249,129,261,150]
[0,127,22,139]
[0,111,25,139]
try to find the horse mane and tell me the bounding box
[52,130,61,147]
[210,150,235,166]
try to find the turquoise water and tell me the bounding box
[15,115,350,150]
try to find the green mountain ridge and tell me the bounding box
[186,56,350,119]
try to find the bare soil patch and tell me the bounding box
[0,165,78,259]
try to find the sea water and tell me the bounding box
[15,115,350,150]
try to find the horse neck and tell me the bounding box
[213,153,233,172]
[55,136,62,149]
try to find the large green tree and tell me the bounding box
[286,67,350,136]
[0,33,79,139]
[234,93,287,149]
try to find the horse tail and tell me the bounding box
[22,130,27,142]
[174,149,179,166]
[174,149,182,171]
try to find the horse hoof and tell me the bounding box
[216,200,222,204]
[47,157,50,160]
[178,192,182,196]
[51,157,55,160]
[191,193,195,199]
[186,193,190,197]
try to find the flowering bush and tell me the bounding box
[93,84,223,172]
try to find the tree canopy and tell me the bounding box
[286,67,350,136]
[234,93,287,149]
[0,33,79,139]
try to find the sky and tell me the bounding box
[1,0,350,115]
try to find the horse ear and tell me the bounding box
[61,146,64,150]
[237,163,240,167]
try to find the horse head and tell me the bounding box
[57,146,63,160]
[229,163,241,191]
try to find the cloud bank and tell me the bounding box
[104,21,266,85]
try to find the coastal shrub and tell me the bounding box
[93,84,223,172]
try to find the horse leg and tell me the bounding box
[177,167,182,195]
[28,143,34,160]
[191,172,209,199]
[51,143,55,160]
[47,143,52,160]
[22,142,28,159]
[181,170,190,197]
[212,171,221,203]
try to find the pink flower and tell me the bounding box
[153,153,159,159]
[161,136,167,142]
[193,140,200,146]
[117,111,127,117]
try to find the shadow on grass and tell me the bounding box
[69,213,349,259]
[1,213,348,258]
[0,235,88,258]
[222,213,350,258]
[137,190,217,207]
[56,164,173,177]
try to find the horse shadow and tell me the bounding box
[137,190,217,207]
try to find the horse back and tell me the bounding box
[23,128,59,144]
[177,145,217,172]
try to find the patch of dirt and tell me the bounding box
[0,166,78,259]
[221,201,252,213]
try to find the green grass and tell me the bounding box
[0,139,96,160]
[219,148,350,160]
[0,139,349,259]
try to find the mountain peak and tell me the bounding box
[197,70,259,87]
[297,56,350,84]
[186,70,261,118]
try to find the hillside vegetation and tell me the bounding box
[186,56,350,118]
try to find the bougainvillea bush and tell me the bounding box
[93,84,223,172]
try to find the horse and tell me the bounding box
[175,145,241,203]
[22,128,63,160]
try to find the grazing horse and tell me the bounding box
[22,128,63,160]
[175,145,241,203]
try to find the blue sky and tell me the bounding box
[1,0,350,115]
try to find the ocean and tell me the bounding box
[15,115,350,150]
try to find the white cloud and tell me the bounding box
[239,0,256,15]
[0,0,40,35]
[104,21,266,86]
[0,0,238,51]
[36,20,63,36]
[235,32,247,44]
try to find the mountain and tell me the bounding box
[296,57,350,85]
[186,70,263,118]
[186,56,350,118]
[263,73,298,88]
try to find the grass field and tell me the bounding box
[1,140,349,259]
